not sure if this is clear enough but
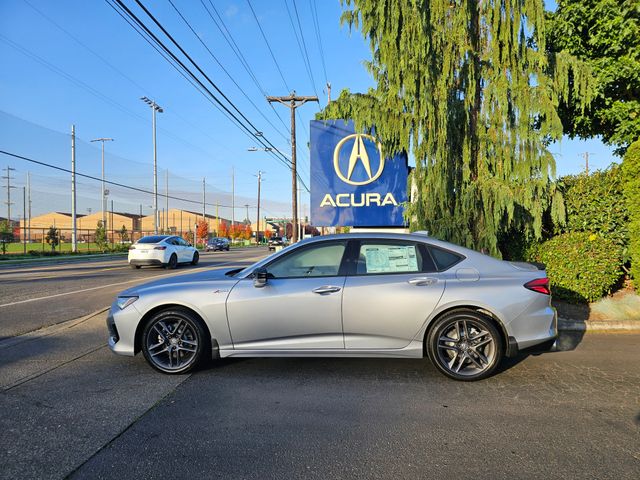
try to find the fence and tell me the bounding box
[0,226,265,257]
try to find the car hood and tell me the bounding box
[118,267,240,297]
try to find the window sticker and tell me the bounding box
[361,245,419,273]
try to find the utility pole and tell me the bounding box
[202,177,206,220]
[90,137,113,230]
[216,202,220,235]
[582,152,591,175]
[141,97,163,234]
[22,186,26,254]
[255,170,262,245]
[231,169,236,227]
[266,91,318,243]
[2,166,16,222]
[165,169,169,231]
[27,172,31,244]
[71,125,77,252]
[326,82,331,103]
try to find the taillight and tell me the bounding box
[524,278,550,295]
[154,246,167,250]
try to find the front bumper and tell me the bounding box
[107,304,142,356]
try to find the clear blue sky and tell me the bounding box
[0,0,616,221]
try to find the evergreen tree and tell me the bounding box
[320,0,592,255]
[547,0,640,156]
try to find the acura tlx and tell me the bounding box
[108,232,556,381]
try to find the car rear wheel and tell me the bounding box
[141,309,209,374]
[165,254,178,269]
[130,264,141,269]
[427,309,503,381]
[191,251,199,265]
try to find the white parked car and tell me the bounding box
[128,235,198,269]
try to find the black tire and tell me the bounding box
[165,254,178,269]
[426,309,503,381]
[130,264,141,269]
[225,246,230,251]
[191,251,199,266]
[141,308,210,374]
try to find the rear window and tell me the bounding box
[137,236,168,244]
[429,246,463,271]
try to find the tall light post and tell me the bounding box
[141,97,163,234]
[90,137,113,230]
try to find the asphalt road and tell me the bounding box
[0,248,270,338]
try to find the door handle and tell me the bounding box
[408,277,437,286]
[312,286,342,294]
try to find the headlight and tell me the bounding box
[116,296,138,310]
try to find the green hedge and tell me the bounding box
[623,140,640,291]
[556,166,629,258]
[527,232,622,303]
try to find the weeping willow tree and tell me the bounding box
[319,0,593,256]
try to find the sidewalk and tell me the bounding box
[558,317,640,333]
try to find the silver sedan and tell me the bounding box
[107,232,557,381]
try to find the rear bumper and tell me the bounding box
[129,259,163,266]
[506,306,558,357]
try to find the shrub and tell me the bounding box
[622,140,640,291]
[556,166,629,258]
[527,232,622,303]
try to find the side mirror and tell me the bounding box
[253,267,268,288]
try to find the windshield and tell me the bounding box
[137,236,168,244]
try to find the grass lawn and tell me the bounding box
[1,242,124,255]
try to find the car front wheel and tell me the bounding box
[191,251,199,265]
[427,309,503,381]
[141,308,209,374]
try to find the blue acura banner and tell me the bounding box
[310,120,408,227]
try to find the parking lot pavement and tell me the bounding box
[1,330,628,480]
[0,310,191,480]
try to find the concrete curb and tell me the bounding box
[558,318,640,333]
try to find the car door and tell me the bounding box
[225,240,348,350]
[342,239,446,349]
[176,237,192,261]
[166,237,182,261]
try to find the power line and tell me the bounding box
[0,150,254,210]
[285,0,319,98]
[109,0,293,173]
[309,0,329,85]
[199,0,291,136]
[167,0,290,143]
[0,33,219,161]
[24,0,238,158]
[246,0,290,93]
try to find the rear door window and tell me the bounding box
[429,246,464,271]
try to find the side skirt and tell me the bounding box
[218,340,424,359]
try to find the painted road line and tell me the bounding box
[0,259,252,308]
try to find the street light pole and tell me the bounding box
[90,138,114,231]
[141,97,163,234]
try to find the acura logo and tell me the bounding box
[333,133,384,186]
